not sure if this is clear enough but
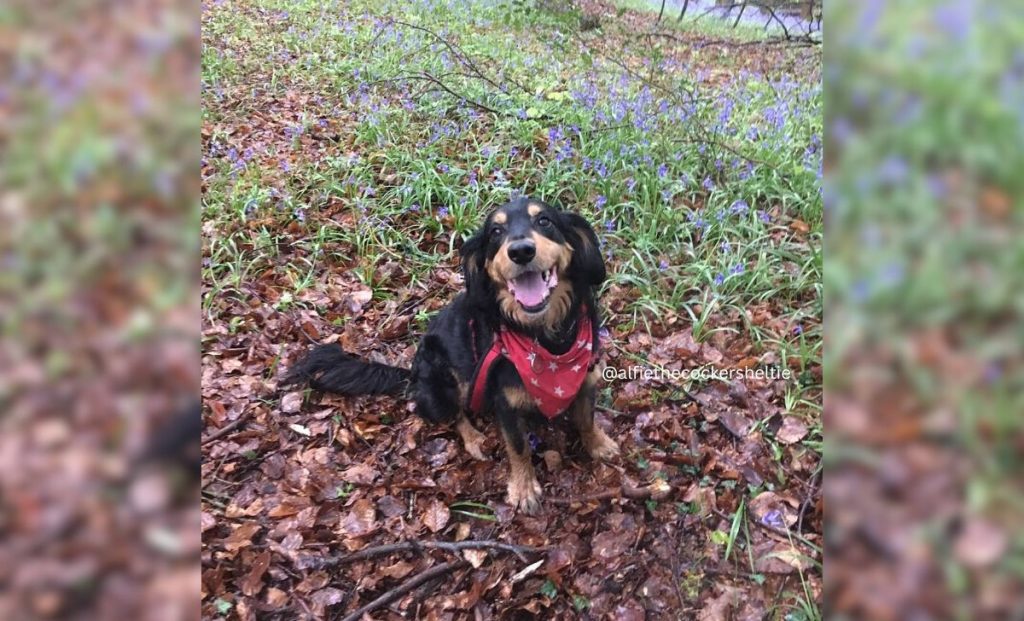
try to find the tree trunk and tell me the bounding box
[677,0,689,21]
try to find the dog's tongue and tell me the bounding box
[511,271,547,307]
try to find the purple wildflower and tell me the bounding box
[729,200,749,216]
[595,195,607,209]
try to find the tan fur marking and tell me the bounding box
[502,428,542,513]
[532,234,572,273]
[571,225,593,252]
[527,203,542,217]
[456,413,487,461]
[493,211,508,225]
[568,369,620,461]
[502,386,536,411]
[486,244,515,285]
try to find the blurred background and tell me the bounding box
[826,0,1024,619]
[2,0,1022,617]
[0,0,200,619]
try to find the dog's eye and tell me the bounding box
[489,225,504,238]
[536,216,552,228]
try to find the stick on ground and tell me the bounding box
[313,539,545,569]
[340,560,469,621]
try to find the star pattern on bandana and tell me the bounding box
[472,308,598,420]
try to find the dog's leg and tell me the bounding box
[455,413,487,461]
[568,370,620,461]
[498,388,542,513]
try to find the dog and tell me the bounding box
[282,197,619,513]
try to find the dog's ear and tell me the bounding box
[559,211,606,286]
[460,227,490,305]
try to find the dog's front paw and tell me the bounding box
[464,437,487,461]
[507,474,543,514]
[585,427,620,461]
[456,417,488,461]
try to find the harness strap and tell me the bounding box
[468,339,502,414]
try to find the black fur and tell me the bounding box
[283,197,609,510]
[282,343,411,396]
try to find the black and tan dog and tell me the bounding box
[283,197,619,512]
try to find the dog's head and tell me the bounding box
[461,197,605,331]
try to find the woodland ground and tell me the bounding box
[200,0,822,618]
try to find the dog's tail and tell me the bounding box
[282,344,410,396]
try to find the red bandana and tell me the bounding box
[469,312,596,419]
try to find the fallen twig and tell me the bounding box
[549,479,671,506]
[340,560,469,621]
[312,539,545,568]
[201,411,253,445]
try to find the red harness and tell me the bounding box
[468,310,598,419]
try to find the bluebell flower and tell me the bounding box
[438,207,449,218]
[721,241,731,253]
[714,273,725,286]
[658,259,669,271]
[729,200,749,216]
[757,210,771,223]
[730,263,745,275]
[702,177,715,192]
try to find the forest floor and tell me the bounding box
[201,0,822,618]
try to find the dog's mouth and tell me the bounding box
[507,268,559,313]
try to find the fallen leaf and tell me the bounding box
[776,417,809,444]
[748,491,798,529]
[281,392,304,414]
[462,549,487,568]
[241,550,271,596]
[591,530,630,562]
[697,585,742,621]
[422,499,450,533]
[509,559,544,584]
[339,498,377,538]
[954,518,1008,568]
[288,423,312,436]
[380,560,416,579]
[309,587,344,607]
[719,409,752,438]
[341,462,378,485]
[223,522,261,553]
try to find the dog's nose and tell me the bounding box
[507,240,536,265]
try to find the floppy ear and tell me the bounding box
[460,228,491,306]
[559,211,606,286]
